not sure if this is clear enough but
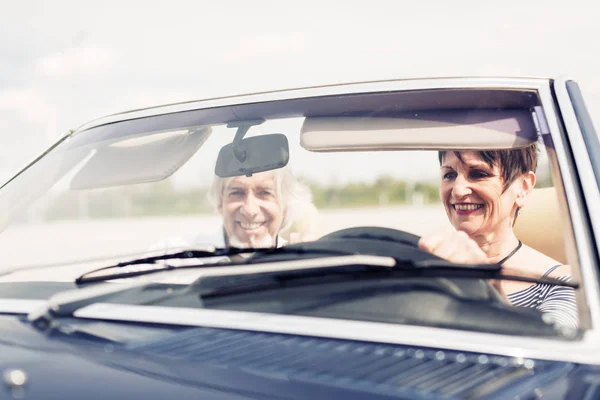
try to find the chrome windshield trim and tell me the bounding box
[74,77,550,133]
[537,81,600,331]
[156,254,396,278]
[0,299,47,314]
[78,254,396,284]
[74,303,598,365]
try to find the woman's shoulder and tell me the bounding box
[545,263,572,279]
[513,244,571,277]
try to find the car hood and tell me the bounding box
[1,314,598,400]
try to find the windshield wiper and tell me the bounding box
[75,245,579,290]
[193,261,579,304]
[29,247,579,332]
[30,254,578,334]
[74,246,355,284]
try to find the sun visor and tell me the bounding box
[70,126,211,189]
[300,110,538,151]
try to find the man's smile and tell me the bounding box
[237,221,267,230]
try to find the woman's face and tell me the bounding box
[439,151,528,237]
[220,171,284,247]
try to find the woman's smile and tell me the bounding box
[452,203,484,215]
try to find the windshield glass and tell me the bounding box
[0,87,578,336]
[1,124,452,262]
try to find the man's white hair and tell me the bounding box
[208,166,315,235]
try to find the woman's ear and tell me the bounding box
[516,171,536,208]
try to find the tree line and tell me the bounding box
[30,169,552,222]
[35,176,444,221]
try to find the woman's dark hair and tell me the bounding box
[438,142,539,188]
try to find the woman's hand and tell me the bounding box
[418,228,488,264]
[418,229,508,301]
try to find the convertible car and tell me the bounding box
[0,77,599,399]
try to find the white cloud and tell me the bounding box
[0,88,57,130]
[35,45,117,77]
[222,33,307,63]
[0,0,599,185]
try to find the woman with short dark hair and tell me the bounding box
[419,143,578,329]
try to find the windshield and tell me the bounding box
[0,87,579,336]
[1,126,452,263]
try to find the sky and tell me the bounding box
[1,0,599,184]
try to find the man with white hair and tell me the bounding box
[150,165,318,256]
[207,166,317,248]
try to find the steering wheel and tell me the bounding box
[319,226,421,247]
[312,226,427,261]
[246,225,555,334]
[254,226,549,333]
[314,226,506,303]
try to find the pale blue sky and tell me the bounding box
[1,0,599,184]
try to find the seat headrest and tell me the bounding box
[513,187,567,264]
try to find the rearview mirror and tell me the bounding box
[215,134,289,178]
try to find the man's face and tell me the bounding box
[220,171,284,247]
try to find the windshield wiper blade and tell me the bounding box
[75,246,355,284]
[74,243,580,290]
[30,254,394,330]
[30,254,578,332]
[195,260,578,300]
[412,259,579,288]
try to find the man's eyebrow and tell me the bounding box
[257,184,275,189]
[225,184,246,191]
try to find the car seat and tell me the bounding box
[513,187,567,264]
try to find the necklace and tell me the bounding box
[497,240,522,265]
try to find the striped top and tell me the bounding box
[506,265,578,330]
